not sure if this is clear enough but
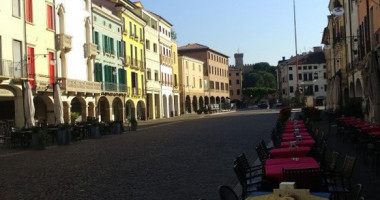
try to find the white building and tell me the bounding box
[278,47,327,107]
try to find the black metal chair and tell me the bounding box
[255,143,270,164]
[218,185,239,200]
[234,154,264,176]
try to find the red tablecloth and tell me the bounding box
[281,139,315,148]
[265,157,320,182]
[370,131,380,136]
[270,146,311,158]
[282,132,310,137]
[282,136,313,141]
[285,124,306,129]
[284,128,308,133]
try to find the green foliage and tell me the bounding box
[70,112,80,120]
[242,64,276,89]
[243,87,276,103]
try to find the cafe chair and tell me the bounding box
[255,143,271,164]
[282,167,323,192]
[348,184,363,200]
[326,155,357,200]
[218,185,239,200]
[322,150,341,174]
[234,154,264,177]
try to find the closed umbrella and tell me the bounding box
[54,83,64,124]
[333,76,341,111]
[24,81,35,128]
[368,53,380,122]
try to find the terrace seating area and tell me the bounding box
[0,120,125,150]
[214,108,377,200]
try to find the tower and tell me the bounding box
[234,53,244,69]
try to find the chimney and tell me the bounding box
[282,56,285,61]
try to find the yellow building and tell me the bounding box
[26,0,56,125]
[116,1,147,120]
[171,41,180,116]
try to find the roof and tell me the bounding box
[281,51,326,66]
[178,43,229,58]
[92,0,119,15]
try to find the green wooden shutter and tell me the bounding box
[94,32,99,50]
[102,35,106,53]
[110,38,114,55]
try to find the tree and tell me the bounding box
[171,30,177,40]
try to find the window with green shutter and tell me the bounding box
[110,38,114,55]
[94,31,99,50]
[94,63,103,82]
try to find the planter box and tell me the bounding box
[91,125,101,138]
[112,123,121,134]
[57,129,70,145]
[32,133,45,150]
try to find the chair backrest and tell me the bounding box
[218,185,239,200]
[341,155,357,178]
[260,139,270,155]
[234,154,250,170]
[327,151,340,171]
[282,168,322,190]
[255,143,270,163]
[349,184,362,200]
[0,121,7,136]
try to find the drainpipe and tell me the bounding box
[23,0,28,127]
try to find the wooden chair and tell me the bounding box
[218,185,239,200]
[282,167,323,191]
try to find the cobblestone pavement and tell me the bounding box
[0,110,278,200]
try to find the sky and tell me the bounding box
[138,0,331,66]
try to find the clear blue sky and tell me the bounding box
[138,0,330,66]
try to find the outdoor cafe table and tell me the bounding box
[246,191,329,200]
[264,157,319,182]
[270,146,311,158]
[370,131,380,136]
[282,132,310,137]
[281,139,315,148]
[282,135,313,142]
[284,128,308,133]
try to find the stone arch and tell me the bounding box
[192,96,198,112]
[136,100,146,120]
[216,96,221,104]
[88,102,95,118]
[169,95,173,117]
[210,96,215,104]
[355,78,363,98]
[163,95,168,117]
[199,96,204,109]
[349,81,355,98]
[112,97,123,121]
[34,94,54,125]
[0,85,23,127]
[70,96,86,122]
[125,99,135,120]
[185,95,191,113]
[98,96,110,122]
[204,96,209,107]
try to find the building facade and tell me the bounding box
[171,41,181,116]
[228,67,243,103]
[55,0,100,124]
[92,0,126,122]
[277,48,327,107]
[178,44,229,111]
[178,56,204,114]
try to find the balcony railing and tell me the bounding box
[160,55,173,66]
[0,59,27,80]
[60,78,101,94]
[56,34,72,53]
[84,43,98,59]
[101,82,127,93]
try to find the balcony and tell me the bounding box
[60,78,101,94]
[35,74,53,91]
[160,55,173,66]
[101,82,128,94]
[56,34,72,53]
[84,43,98,59]
[0,59,28,82]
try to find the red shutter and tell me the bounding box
[27,47,35,88]
[26,0,33,22]
[47,5,53,29]
[49,52,54,84]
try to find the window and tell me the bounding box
[308,66,312,70]
[147,70,151,80]
[27,46,35,87]
[229,73,231,76]
[210,81,214,89]
[193,77,195,87]
[146,40,150,50]
[308,73,312,80]
[289,74,293,80]
[94,63,103,82]
[323,65,326,69]
[215,82,219,90]
[186,76,189,86]
[314,66,318,69]
[324,85,327,91]
[130,44,133,64]
[229,80,231,85]
[221,82,224,90]
[236,79,240,84]
[199,79,202,88]
[129,21,132,35]
[230,90,234,96]
[236,72,239,76]
[303,66,307,70]
[298,66,301,70]
[12,0,20,17]
[47,5,54,29]
[289,86,294,93]
[154,71,158,81]
[289,67,293,71]
[48,52,54,84]
[314,85,319,92]
[225,83,228,90]
[324,73,326,79]
[26,0,33,23]
[94,32,100,50]
[153,43,157,53]
[134,24,137,36]
[303,73,307,81]
[299,74,302,80]
[117,41,124,57]
[174,74,177,86]
[314,73,318,80]
[237,89,240,95]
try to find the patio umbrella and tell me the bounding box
[24,81,35,128]
[326,79,333,110]
[333,76,341,111]
[367,53,380,122]
[54,83,64,124]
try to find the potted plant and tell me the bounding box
[31,127,47,150]
[87,116,101,138]
[70,112,80,124]
[129,117,138,131]
[57,123,71,145]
